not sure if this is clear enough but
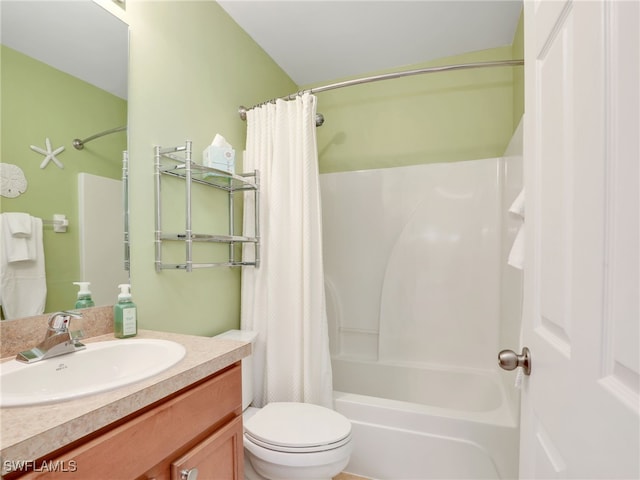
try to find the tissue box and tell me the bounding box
[203,145,235,175]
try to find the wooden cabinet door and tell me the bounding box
[170,416,244,480]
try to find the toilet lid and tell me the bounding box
[244,402,352,451]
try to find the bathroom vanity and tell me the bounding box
[0,330,251,479]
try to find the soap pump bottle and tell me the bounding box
[73,281,95,309]
[114,284,137,338]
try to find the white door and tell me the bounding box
[519,0,639,478]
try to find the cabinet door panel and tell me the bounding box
[171,416,243,480]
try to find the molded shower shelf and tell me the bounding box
[154,140,260,272]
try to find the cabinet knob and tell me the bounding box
[181,468,198,480]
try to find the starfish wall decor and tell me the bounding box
[30,137,65,169]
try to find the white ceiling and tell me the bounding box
[218,0,523,86]
[0,0,128,99]
[0,1,522,100]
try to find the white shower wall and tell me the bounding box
[321,149,522,371]
[78,173,128,306]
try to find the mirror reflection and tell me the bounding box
[0,1,129,319]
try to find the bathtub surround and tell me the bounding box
[77,173,129,306]
[241,94,333,408]
[322,157,514,365]
[320,123,523,478]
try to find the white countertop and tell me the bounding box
[0,329,250,474]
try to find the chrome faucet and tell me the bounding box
[15,311,86,363]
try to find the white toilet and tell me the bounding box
[215,330,352,480]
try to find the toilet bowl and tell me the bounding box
[243,402,352,480]
[215,330,352,480]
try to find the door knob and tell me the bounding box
[180,468,198,480]
[498,347,531,375]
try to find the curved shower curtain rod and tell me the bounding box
[73,125,126,150]
[238,59,524,126]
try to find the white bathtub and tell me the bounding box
[332,357,520,479]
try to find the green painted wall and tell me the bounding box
[310,46,523,174]
[126,1,297,336]
[0,45,127,315]
[512,11,525,126]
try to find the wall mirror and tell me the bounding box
[0,0,129,319]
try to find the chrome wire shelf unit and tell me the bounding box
[154,140,260,272]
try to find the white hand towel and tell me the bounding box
[0,217,47,319]
[507,189,525,270]
[5,212,32,237]
[508,224,525,270]
[509,189,525,218]
[1,213,36,262]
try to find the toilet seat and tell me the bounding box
[245,433,352,453]
[244,402,352,454]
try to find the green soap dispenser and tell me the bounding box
[114,284,137,338]
[73,282,95,309]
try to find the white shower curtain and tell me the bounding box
[241,93,333,408]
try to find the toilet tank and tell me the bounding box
[213,329,258,410]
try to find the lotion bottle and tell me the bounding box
[114,284,137,338]
[73,281,95,309]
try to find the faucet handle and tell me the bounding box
[49,314,69,332]
[47,310,83,333]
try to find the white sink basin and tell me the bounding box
[0,339,186,407]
